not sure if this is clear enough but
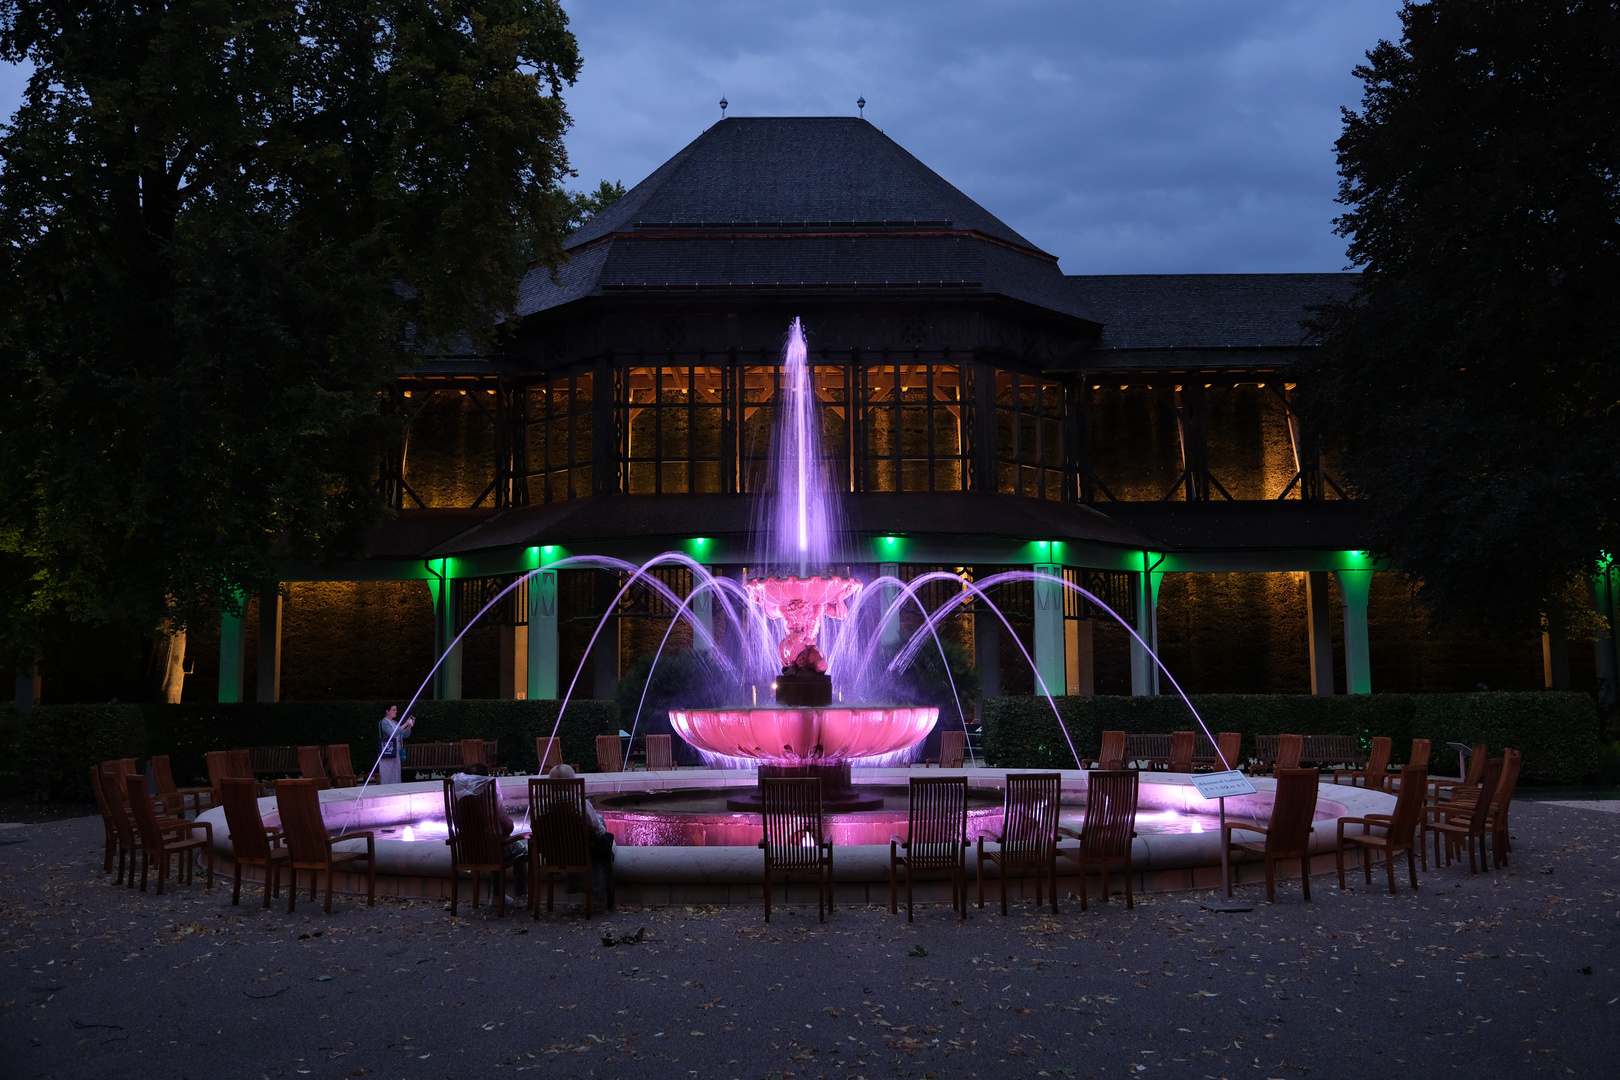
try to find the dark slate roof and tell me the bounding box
[425,491,1156,556]
[363,509,498,559]
[517,118,1097,324]
[1103,501,1370,552]
[567,118,1039,252]
[1069,274,1360,350]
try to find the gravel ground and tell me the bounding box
[0,803,1616,1080]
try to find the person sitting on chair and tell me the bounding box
[548,763,615,895]
[451,764,526,897]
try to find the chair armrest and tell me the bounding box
[1056,825,1083,840]
[975,830,1003,843]
[757,839,767,850]
[889,834,906,848]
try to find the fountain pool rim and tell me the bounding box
[199,768,1397,905]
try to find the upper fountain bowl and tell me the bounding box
[668,705,938,765]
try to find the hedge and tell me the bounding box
[981,692,1599,785]
[14,698,622,801]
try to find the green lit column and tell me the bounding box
[1590,564,1618,709]
[1129,565,1164,696]
[1033,563,1065,697]
[431,573,463,700]
[1334,569,1373,694]
[528,567,559,701]
[218,597,246,704]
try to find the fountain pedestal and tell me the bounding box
[724,761,883,811]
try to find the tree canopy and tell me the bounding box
[0,1,582,655]
[1301,0,1620,636]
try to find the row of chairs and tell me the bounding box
[1082,730,1439,785]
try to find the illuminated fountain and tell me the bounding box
[671,319,938,809]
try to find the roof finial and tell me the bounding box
[719,96,728,118]
[857,96,866,118]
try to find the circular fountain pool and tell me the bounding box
[200,767,1396,907]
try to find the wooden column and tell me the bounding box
[256,587,282,703]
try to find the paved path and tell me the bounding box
[1,803,1616,1079]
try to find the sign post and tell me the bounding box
[1190,769,1258,913]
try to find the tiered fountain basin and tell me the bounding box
[199,769,1397,907]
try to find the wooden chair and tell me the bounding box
[977,772,1063,915]
[1087,730,1126,771]
[1223,767,1319,902]
[1059,769,1139,910]
[297,746,332,790]
[443,776,523,917]
[124,773,213,895]
[151,754,211,817]
[1333,736,1392,789]
[458,738,488,770]
[99,761,142,887]
[536,737,563,774]
[595,734,626,773]
[326,744,358,788]
[1424,756,1501,874]
[275,778,375,913]
[1431,742,1487,799]
[1486,748,1522,866]
[208,749,268,802]
[218,777,287,907]
[1274,734,1304,772]
[759,777,834,923]
[1167,731,1195,773]
[1216,732,1243,772]
[889,776,969,921]
[924,730,967,769]
[1387,739,1431,793]
[643,734,675,771]
[88,765,122,877]
[528,777,610,918]
[1337,764,1429,893]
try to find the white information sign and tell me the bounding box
[1191,770,1258,800]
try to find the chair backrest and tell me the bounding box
[1385,764,1430,839]
[1407,738,1431,769]
[100,762,137,850]
[1491,748,1521,815]
[326,744,356,786]
[528,777,592,868]
[458,738,487,769]
[644,734,674,771]
[1098,730,1126,771]
[274,778,330,864]
[1000,772,1062,863]
[298,746,328,781]
[124,773,168,850]
[536,737,562,774]
[1217,732,1243,772]
[937,730,967,769]
[228,749,256,781]
[442,777,507,865]
[1365,736,1392,777]
[1081,770,1139,859]
[219,777,275,862]
[1275,734,1304,771]
[1461,743,1488,784]
[204,750,234,790]
[595,735,624,773]
[1168,731,1195,773]
[88,764,116,828]
[1264,769,1320,854]
[150,754,180,796]
[904,776,968,869]
[760,777,825,871]
[1459,757,1503,837]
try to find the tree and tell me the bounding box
[1301,0,1620,637]
[557,178,626,233]
[0,2,582,684]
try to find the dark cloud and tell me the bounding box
[0,1,1404,272]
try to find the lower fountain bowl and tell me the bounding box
[668,705,939,764]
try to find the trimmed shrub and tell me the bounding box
[981,692,1597,784]
[19,704,149,801]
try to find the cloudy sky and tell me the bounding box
[0,0,1405,274]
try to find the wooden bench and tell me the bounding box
[402,740,500,779]
[1123,733,1171,768]
[1254,734,1366,773]
[244,745,299,779]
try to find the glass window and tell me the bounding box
[622,366,727,495]
[526,372,594,503]
[994,370,1064,499]
[860,364,965,492]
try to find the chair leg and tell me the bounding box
[1301,854,1312,901]
[1335,843,1346,890]
[1264,858,1275,903]
[905,867,913,924]
[324,866,334,914]
[763,865,771,924]
[1080,854,1090,912]
[232,862,243,906]
[1385,847,1397,894]
[449,869,459,917]
[889,854,898,916]
[976,844,985,909]
[1049,861,1058,915]
[1407,846,1419,890]
[1000,859,1009,917]
[1124,857,1134,910]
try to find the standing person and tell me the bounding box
[377,704,414,785]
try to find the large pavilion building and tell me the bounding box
[39,117,1607,709]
